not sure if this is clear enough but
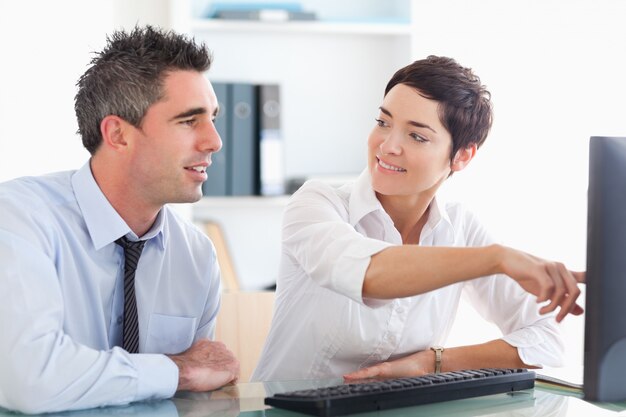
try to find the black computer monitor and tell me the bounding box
[583,136,626,402]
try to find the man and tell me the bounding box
[0,25,238,413]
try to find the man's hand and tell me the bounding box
[497,245,585,322]
[168,339,239,392]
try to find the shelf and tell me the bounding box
[191,18,411,36]
[194,195,290,213]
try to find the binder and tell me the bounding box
[257,84,285,195]
[230,83,259,195]
[201,82,283,197]
[202,82,230,196]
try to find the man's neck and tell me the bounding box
[89,157,160,238]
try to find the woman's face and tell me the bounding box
[367,83,457,199]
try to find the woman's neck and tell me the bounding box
[377,192,433,245]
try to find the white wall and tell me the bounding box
[0,1,111,182]
[414,0,626,272]
[0,0,195,215]
[0,0,173,184]
[416,0,626,368]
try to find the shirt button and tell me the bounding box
[117,316,123,325]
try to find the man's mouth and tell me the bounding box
[185,165,207,174]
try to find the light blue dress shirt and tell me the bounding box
[0,161,221,413]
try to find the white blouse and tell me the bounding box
[252,169,564,382]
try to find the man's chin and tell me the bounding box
[168,190,204,205]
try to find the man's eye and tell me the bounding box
[181,118,195,126]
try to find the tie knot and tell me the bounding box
[115,236,146,252]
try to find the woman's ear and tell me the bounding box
[450,143,477,173]
[100,115,128,152]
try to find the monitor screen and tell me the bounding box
[583,136,626,402]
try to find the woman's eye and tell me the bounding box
[410,133,428,142]
[375,118,387,127]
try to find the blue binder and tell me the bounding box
[258,84,284,195]
[230,83,259,195]
[202,81,230,196]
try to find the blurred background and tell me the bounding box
[1,0,625,370]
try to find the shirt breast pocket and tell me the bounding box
[145,313,197,354]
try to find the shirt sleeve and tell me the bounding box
[0,230,178,414]
[195,242,221,341]
[459,208,565,367]
[282,181,393,305]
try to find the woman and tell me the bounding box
[252,56,584,382]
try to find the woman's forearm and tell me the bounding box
[362,243,583,323]
[363,244,503,299]
[437,339,535,373]
[343,339,536,380]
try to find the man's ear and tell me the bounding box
[450,143,477,173]
[100,115,129,152]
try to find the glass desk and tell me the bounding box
[2,378,626,417]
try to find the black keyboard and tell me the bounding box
[265,368,535,417]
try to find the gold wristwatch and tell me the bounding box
[430,346,444,374]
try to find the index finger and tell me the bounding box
[555,267,582,322]
[571,271,586,283]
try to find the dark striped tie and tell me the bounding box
[115,236,146,354]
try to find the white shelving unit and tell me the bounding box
[175,0,414,181]
[193,197,288,290]
[171,1,415,290]
[191,18,412,36]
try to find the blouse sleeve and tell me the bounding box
[282,180,393,305]
[459,207,565,367]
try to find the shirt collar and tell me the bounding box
[71,160,166,250]
[347,167,454,234]
[422,193,453,237]
[348,168,386,227]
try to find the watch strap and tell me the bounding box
[430,346,444,374]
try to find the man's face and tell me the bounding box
[126,70,221,209]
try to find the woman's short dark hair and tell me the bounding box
[385,56,493,160]
[75,25,212,155]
